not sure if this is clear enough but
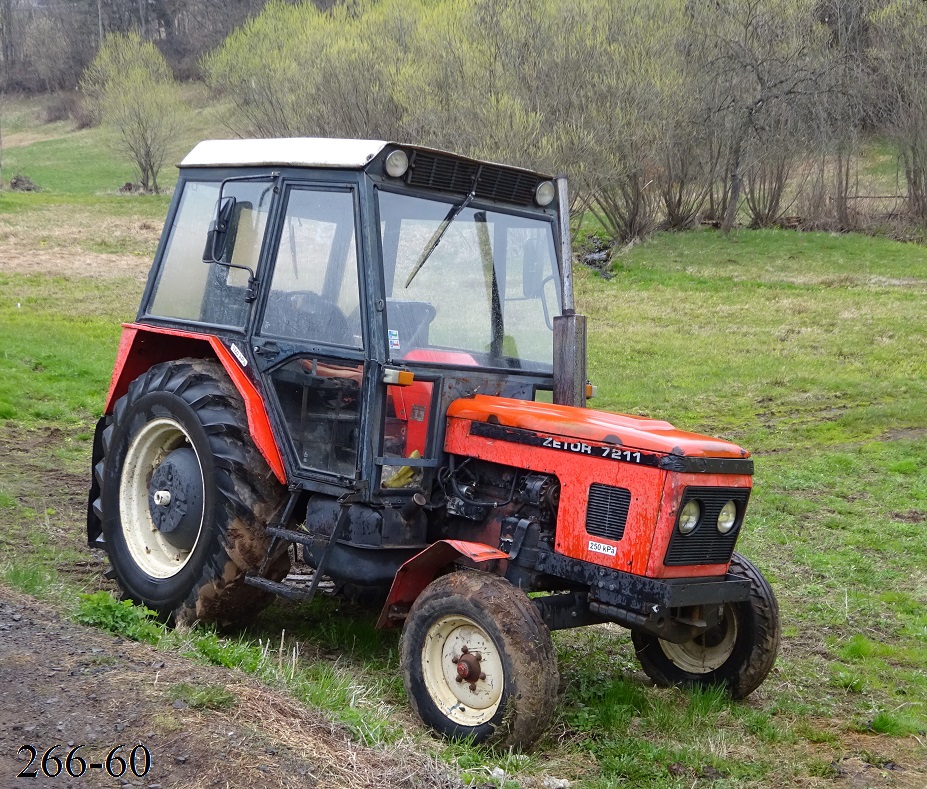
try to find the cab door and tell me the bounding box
[253,183,370,486]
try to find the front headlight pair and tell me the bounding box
[677,499,737,535]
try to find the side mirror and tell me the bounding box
[522,237,543,298]
[203,195,237,264]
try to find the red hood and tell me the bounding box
[447,395,749,459]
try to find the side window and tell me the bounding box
[261,188,362,348]
[149,180,273,326]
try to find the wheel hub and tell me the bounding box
[421,615,504,726]
[452,645,486,690]
[147,446,202,551]
[659,603,738,673]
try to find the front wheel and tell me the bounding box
[400,571,558,749]
[632,553,780,699]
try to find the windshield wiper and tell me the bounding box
[405,179,479,288]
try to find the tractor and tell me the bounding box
[87,138,779,748]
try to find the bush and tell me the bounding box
[80,32,187,192]
[43,92,91,128]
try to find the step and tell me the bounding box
[266,526,320,548]
[243,575,315,601]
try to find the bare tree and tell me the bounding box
[869,2,927,229]
[685,0,830,234]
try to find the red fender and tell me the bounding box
[104,323,287,484]
[375,539,509,629]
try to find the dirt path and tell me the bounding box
[0,587,460,789]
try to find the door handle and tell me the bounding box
[254,341,280,359]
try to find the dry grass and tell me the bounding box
[221,684,462,789]
[2,130,71,149]
[0,205,158,279]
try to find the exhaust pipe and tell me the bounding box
[553,175,587,408]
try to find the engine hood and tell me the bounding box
[447,395,750,460]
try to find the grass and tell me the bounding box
[576,228,927,774]
[0,274,142,422]
[167,682,238,711]
[1,97,926,787]
[4,130,151,194]
[1,557,57,595]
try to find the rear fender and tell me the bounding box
[375,540,509,629]
[102,324,286,484]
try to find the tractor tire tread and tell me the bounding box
[96,357,289,626]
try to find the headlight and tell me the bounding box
[534,180,556,206]
[717,500,737,533]
[384,149,409,178]
[678,500,700,534]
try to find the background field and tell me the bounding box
[0,101,925,788]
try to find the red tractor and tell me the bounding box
[87,138,779,748]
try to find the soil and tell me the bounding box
[0,587,460,789]
[0,420,461,789]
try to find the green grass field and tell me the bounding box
[1,99,925,788]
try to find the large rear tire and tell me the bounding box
[632,553,779,698]
[92,358,289,625]
[400,571,558,749]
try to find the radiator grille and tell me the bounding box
[406,151,541,205]
[585,484,631,541]
[664,487,750,566]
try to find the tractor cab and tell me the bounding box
[139,139,565,501]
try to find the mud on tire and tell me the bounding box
[92,358,289,625]
[400,570,558,749]
[632,552,780,699]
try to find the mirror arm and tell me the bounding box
[219,261,258,302]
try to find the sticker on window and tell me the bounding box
[388,329,401,351]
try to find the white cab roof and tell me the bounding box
[180,138,388,168]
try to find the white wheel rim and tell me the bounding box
[659,604,738,673]
[421,614,505,727]
[119,417,204,579]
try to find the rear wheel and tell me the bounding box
[400,571,558,749]
[632,553,779,699]
[93,358,289,625]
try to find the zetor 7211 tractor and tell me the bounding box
[87,138,779,748]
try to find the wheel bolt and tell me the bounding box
[468,683,477,691]
[473,651,481,661]
[451,656,459,664]
[456,676,465,683]
[153,490,172,507]
[479,672,486,680]
[461,645,469,654]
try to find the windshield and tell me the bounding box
[377,190,560,372]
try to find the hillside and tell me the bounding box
[1,100,925,788]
